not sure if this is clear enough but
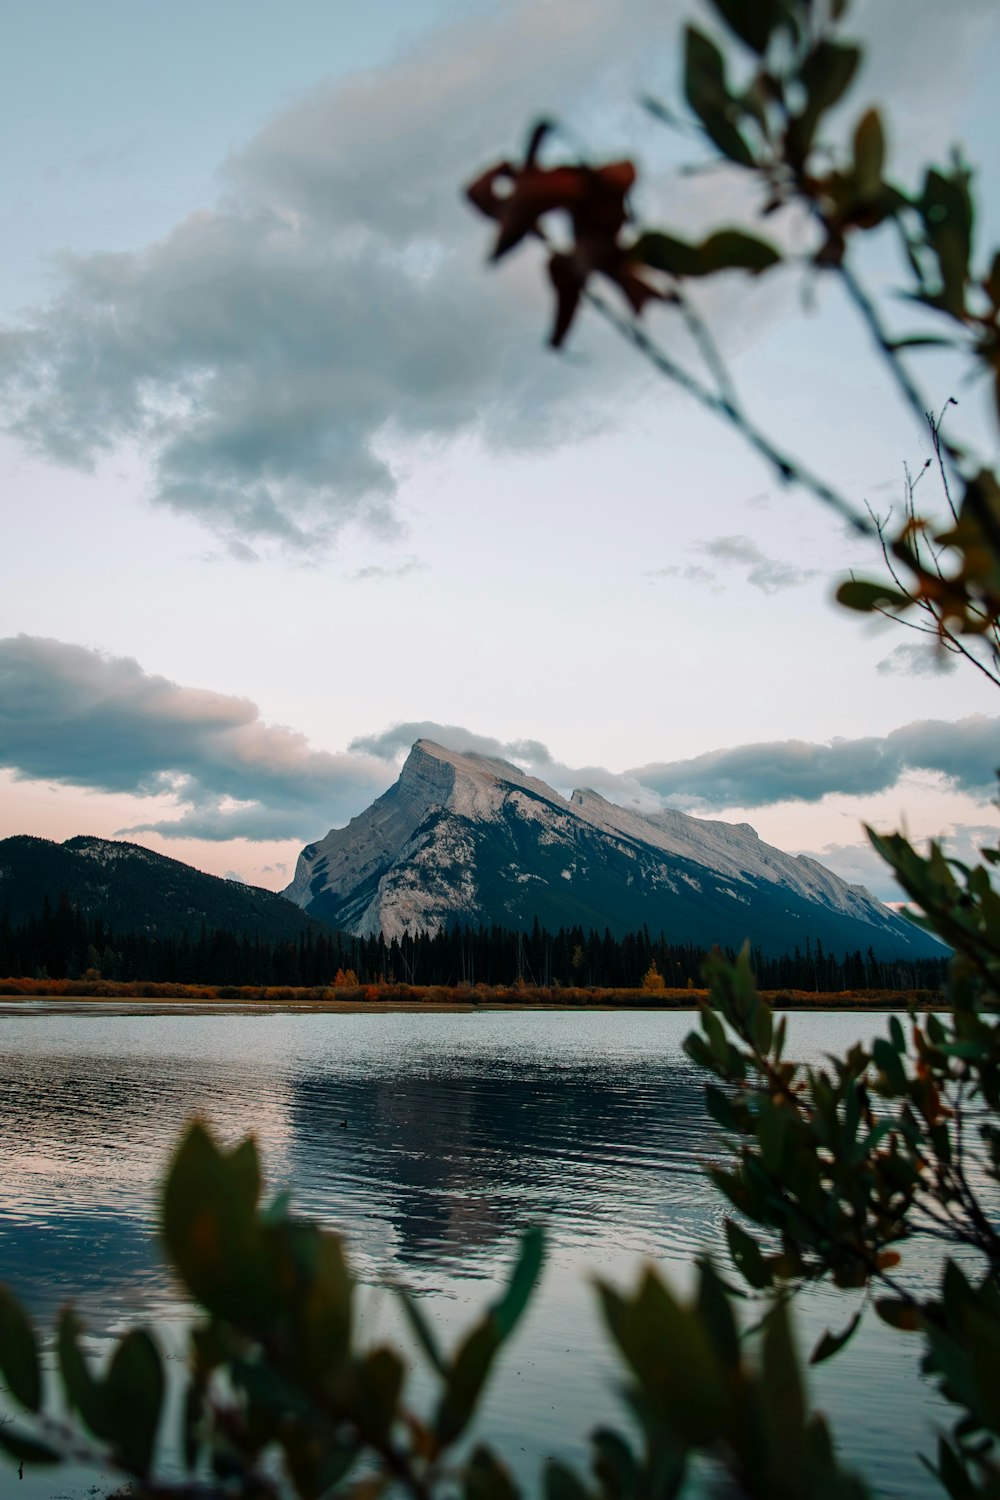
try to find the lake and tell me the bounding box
[0,1007,955,1498]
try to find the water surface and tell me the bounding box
[0,1009,956,1498]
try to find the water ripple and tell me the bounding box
[0,1008,973,1499]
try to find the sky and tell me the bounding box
[0,0,998,904]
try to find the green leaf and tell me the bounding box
[919,166,974,316]
[762,1298,805,1442]
[836,578,911,612]
[298,1234,354,1377]
[757,1098,789,1174]
[161,1122,270,1322]
[357,1347,405,1443]
[433,1231,543,1449]
[105,1330,164,1477]
[751,997,774,1055]
[492,1226,545,1339]
[281,1420,358,1500]
[773,1015,787,1063]
[635,229,780,278]
[227,1137,262,1215]
[705,1083,737,1130]
[397,1287,447,1376]
[437,1321,501,1445]
[696,1260,740,1366]
[984,250,1000,309]
[705,0,781,54]
[684,27,755,167]
[810,1310,862,1364]
[801,40,862,116]
[591,1428,638,1497]
[598,1269,724,1445]
[725,1219,773,1290]
[57,1310,108,1437]
[853,109,885,197]
[788,41,861,163]
[872,1037,907,1091]
[0,1427,61,1466]
[931,1437,976,1500]
[546,1459,589,1500]
[465,1446,521,1500]
[700,1003,729,1063]
[0,1288,41,1412]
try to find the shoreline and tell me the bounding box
[0,993,937,1015]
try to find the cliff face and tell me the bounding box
[284,741,560,936]
[284,739,943,959]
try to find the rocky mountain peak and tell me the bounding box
[284,739,944,960]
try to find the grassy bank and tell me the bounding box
[0,975,945,1009]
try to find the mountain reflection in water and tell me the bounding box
[286,1059,708,1271]
[0,1009,949,1497]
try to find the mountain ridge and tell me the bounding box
[285,740,943,959]
[0,833,328,943]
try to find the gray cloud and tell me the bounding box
[349,720,663,809]
[0,0,671,552]
[2,0,992,556]
[649,535,817,594]
[699,534,818,594]
[630,716,1000,810]
[350,557,427,582]
[799,822,999,902]
[647,563,718,587]
[0,635,390,841]
[795,839,908,903]
[3,644,995,847]
[349,721,556,768]
[876,641,958,677]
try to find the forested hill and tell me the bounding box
[0,835,325,944]
[0,897,949,995]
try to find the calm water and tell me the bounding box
[0,1008,959,1498]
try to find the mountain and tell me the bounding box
[284,740,944,960]
[0,835,325,943]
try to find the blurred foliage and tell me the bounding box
[0,1121,873,1499]
[681,813,1000,1496]
[466,0,1000,682]
[2,1,999,1497]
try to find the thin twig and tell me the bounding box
[836,260,964,481]
[582,284,873,534]
[672,286,743,413]
[929,401,960,523]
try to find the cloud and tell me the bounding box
[876,641,958,677]
[2,0,993,556]
[350,720,672,811]
[648,535,817,594]
[0,0,674,552]
[647,563,717,587]
[74,139,140,174]
[349,721,556,768]
[0,635,389,840]
[799,822,999,902]
[629,716,1000,810]
[795,839,906,902]
[350,557,427,582]
[699,534,819,594]
[3,643,995,848]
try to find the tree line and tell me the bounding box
[0,892,949,994]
